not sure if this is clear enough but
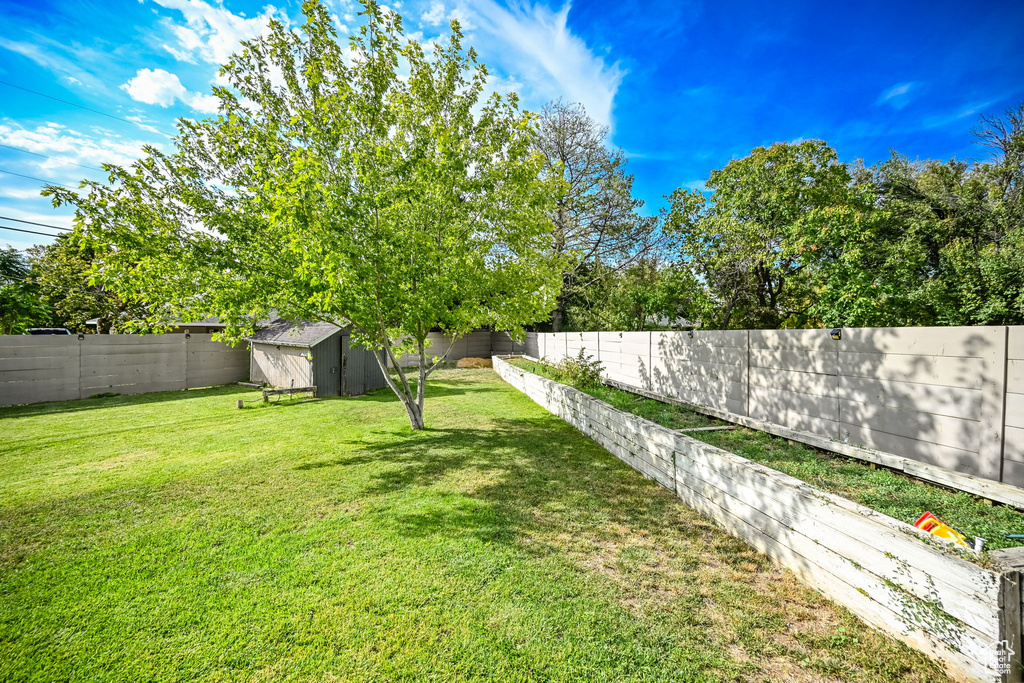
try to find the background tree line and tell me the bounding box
[5,96,1022,334]
[542,101,1024,331]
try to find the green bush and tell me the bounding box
[553,350,604,389]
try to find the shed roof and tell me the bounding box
[248,319,342,348]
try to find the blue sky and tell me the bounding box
[1,0,1022,251]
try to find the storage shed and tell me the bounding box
[248,319,388,396]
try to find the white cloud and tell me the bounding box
[877,81,919,110]
[0,37,106,91]
[0,187,49,200]
[153,0,287,66]
[120,68,219,113]
[0,119,160,173]
[449,1,624,131]
[124,115,167,136]
[121,68,189,107]
[421,1,446,25]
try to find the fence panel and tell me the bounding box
[1005,329,1024,486]
[0,334,249,406]
[523,325,1023,487]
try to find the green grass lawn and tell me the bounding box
[1,369,947,682]
[509,358,1024,553]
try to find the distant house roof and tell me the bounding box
[247,319,342,348]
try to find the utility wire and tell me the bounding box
[0,168,76,188]
[0,143,106,172]
[0,216,72,232]
[0,79,175,138]
[0,224,64,238]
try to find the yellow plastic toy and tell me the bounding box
[914,511,971,549]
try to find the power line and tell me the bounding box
[0,143,106,173]
[0,79,175,138]
[0,224,64,238]
[0,168,76,188]
[0,216,72,232]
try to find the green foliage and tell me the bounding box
[563,259,703,331]
[27,235,151,333]
[665,102,1024,330]
[0,248,50,334]
[552,349,604,389]
[44,0,562,428]
[666,140,865,330]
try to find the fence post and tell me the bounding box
[184,333,191,390]
[78,334,83,400]
[743,330,750,418]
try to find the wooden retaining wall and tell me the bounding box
[493,355,1024,683]
[524,327,1024,490]
[0,334,249,406]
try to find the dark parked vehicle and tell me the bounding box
[25,328,72,335]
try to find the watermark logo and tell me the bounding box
[987,639,1015,675]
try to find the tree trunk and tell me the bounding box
[551,296,565,332]
[372,343,427,430]
[416,334,426,414]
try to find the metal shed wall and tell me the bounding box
[342,336,388,395]
[311,332,341,396]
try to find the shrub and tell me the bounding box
[554,350,604,389]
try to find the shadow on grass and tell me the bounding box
[297,414,686,552]
[0,385,246,418]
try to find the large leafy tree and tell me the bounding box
[28,235,150,333]
[46,0,561,429]
[667,140,864,329]
[535,100,659,331]
[0,248,50,334]
[831,101,1024,328]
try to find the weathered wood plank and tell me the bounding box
[749,404,839,439]
[651,345,746,366]
[836,374,983,421]
[0,335,77,349]
[841,422,980,473]
[0,344,80,359]
[80,380,187,395]
[673,473,999,681]
[0,379,81,404]
[1006,393,1024,430]
[1004,426,1024,464]
[495,355,1018,680]
[749,384,838,421]
[603,377,1024,510]
[978,326,1009,485]
[749,365,834,395]
[673,441,1000,634]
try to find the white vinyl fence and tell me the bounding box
[516,327,1024,489]
[0,334,249,407]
